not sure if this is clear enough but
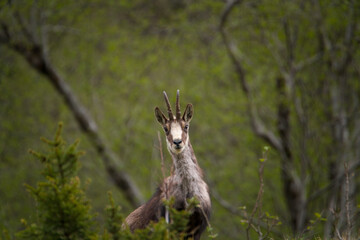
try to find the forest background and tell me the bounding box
[0,0,359,239]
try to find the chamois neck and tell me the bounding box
[170,140,202,178]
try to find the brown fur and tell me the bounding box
[124,188,164,231]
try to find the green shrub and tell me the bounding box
[14,123,215,240]
[16,123,95,240]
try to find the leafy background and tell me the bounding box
[0,0,359,239]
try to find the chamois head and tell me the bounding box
[155,90,193,154]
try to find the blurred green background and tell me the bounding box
[1,0,359,239]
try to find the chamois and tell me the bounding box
[124,90,211,240]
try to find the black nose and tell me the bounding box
[173,139,182,145]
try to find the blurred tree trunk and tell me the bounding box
[220,0,359,235]
[0,6,144,208]
[318,0,358,236]
[220,0,307,233]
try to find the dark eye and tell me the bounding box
[163,126,168,132]
[184,125,189,131]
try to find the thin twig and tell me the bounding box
[211,186,282,236]
[344,162,351,239]
[335,227,343,240]
[246,148,267,240]
[330,208,343,240]
[309,159,360,201]
[158,131,166,181]
[158,131,169,223]
[198,204,216,238]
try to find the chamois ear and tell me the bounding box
[155,107,167,125]
[182,104,193,123]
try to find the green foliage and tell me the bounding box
[104,195,211,240]
[1,0,359,239]
[0,228,11,240]
[16,123,96,240]
[12,124,216,240]
[104,192,124,240]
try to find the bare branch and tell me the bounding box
[211,187,282,237]
[219,0,241,34]
[13,11,37,44]
[337,0,357,75]
[0,19,144,207]
[219,0,283,153]
[0,22,10,41]
[294,53,322,72]
[309,159,360,201]
[219,0,247,94]
[344,163,351,239]
[246,148,267,239]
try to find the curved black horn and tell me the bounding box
[176,89,181,120]
[163,91,174,120]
